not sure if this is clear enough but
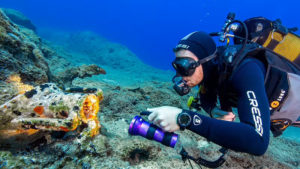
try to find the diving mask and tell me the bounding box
[172,57,200,77]
[172,51,217,77]
[171,57,199,96]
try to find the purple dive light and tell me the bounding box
[128,116,178,148]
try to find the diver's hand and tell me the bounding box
[218,112,235,121]
[147,106,181,132]
[212,107,236,122]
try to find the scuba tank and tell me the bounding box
[233,17,300,68]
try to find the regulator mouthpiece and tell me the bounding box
[172,75,191,96]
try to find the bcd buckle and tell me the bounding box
[271,119,292,137]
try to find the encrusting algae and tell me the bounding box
[0,82,103,147]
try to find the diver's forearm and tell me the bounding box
[185,110,269,156]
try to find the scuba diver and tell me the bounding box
[147,30,271,156]
[146,15,300,156]
[129,13,300,168]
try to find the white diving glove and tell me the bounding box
[147,106,182,132]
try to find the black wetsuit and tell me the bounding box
[185,58,270,155]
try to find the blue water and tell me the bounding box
[0,0,299,70]
[0,2,300,168]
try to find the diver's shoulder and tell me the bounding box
[233,57,266,79]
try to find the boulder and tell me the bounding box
[55,64,106,87]
[0,9,50,85]
[2,8,36,32]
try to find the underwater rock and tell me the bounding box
[38,30,173,79]
[0,8,106,91]
[0,83,103,148]
[39,31,144,69]
[116,138,161,165]
[100,82,185,120]
[0,82,19,105]
[0,9,51,84]
[36,29,175,88]
[2,8,36,32]
[55,64,106,87]
[0,133,109,168]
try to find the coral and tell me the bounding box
[0,83,103,148]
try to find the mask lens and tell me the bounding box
[172,58,197,76]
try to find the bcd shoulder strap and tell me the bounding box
[217,43,261,86]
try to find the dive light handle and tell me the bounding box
[140,111,152,116]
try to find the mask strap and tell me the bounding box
[197,49,217,65]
